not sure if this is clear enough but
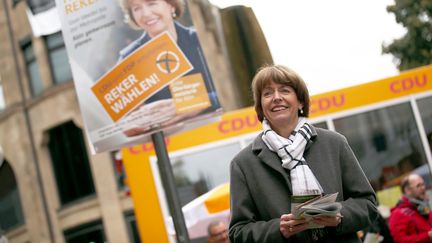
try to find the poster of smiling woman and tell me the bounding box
[55,0,222,153]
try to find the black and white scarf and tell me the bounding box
[262,117,323,196]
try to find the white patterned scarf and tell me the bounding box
[261,117,323,196]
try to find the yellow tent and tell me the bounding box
[166,183,230,239]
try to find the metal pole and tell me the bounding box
[151,131,190,243]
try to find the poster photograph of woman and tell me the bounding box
[55,0,222,153]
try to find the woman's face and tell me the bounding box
[261,80,302,130]
[130,0,175,38]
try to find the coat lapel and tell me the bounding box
[252,135,293,193]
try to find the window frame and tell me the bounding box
[414,93,432,163]
[124,212,141,243]
[47,121,96,206]
[0,77,5,111]
[0,160,25,231]
[44,31,73,85]
[63,219,106,243]
[20,36,44,96]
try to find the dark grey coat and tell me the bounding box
[229,126,378,243]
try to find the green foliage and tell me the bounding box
[382,0,432,71]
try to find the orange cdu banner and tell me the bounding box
[91,32,193,122]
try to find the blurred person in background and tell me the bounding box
[207,221,229,243]
[229,64,378,242]
[389,173,432,242]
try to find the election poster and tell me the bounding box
[55,0,222,153]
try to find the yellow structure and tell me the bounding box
[123,65,432,242]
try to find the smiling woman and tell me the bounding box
[229,64,378,242]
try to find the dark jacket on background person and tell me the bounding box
[389,196,432,243]
[229,126,378,243]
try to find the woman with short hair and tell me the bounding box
[229,64,378,242]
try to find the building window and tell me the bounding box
[64,220,106,243]
[169,142,240,206]
[12,0,21,7]
[48,121,95,205]
[45,32,72,84]
[125,212,141,243]
[417,96,432,154]
[0,78,5,110]
[0,160,24,231]
[112,151,129,194]
[21,39,44,96]
[333,102,430,195]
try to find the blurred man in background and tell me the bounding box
[389,173,432,242]
[207,221,229,243]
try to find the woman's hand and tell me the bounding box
[311,213,343,227]
[280,214,309,238]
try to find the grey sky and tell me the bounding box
[209,0,406,94]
